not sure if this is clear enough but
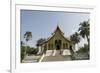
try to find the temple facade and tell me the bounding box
[40,25,74,55]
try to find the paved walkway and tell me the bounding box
[41,50,72,62]
[22,55,41,63]
[22,50,72,63]
[42,55,72,62]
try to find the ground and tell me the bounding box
[22,55,72,63]
[42,55,72,62]
[22,51,89,63]
[22,55,41,63]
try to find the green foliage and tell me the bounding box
[78,20,89,39]
[75,44,89,60]
[23,31,32,61]
[70,32,80,45]
[78,20,90,47]
[20,45,38,62]
[36,38,46,47]
[26,46,38,55]
[77,44,89,53]
[21,46,25,62]
[24,31,32,42]
[77,20,90,59]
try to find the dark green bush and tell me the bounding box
[21,46,25,62]
[77,44,89,53]
[26,47,38,55]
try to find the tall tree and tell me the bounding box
[70,32,80,60]
[24,32,32,42]
[24,31,32,55]
[36,38,46,54]
[36,38,46,48]
[21,41,24,62]
[70,32,80,45]
[78,20,90,48]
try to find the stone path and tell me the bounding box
[22,50,72,63]
[42,55,72,62]
[22,55,41,63]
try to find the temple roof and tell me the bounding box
[52,25,64,35]
[41,25,71,44]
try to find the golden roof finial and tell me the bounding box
[56,21,64,35]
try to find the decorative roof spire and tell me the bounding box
[56,21,61,30]
[56,25,60,31]
[52,22,64,35]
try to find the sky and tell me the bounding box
[20,9,89,48]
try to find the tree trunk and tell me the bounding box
[70,44,75,60]
[86,36,89,49]
[86,35,90,59]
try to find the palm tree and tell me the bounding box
[78,20,90,48]
[70,32,80,59]
[24,31,32,56]
[70,32,80,46]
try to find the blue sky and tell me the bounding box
[21,10,89,48]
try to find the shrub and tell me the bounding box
[77,44,89,53]
[21,46,25,62]
[26,47,38,55]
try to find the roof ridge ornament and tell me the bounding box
[55,22,65,35]
[52,22,65,35]
[57,21,60,27]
